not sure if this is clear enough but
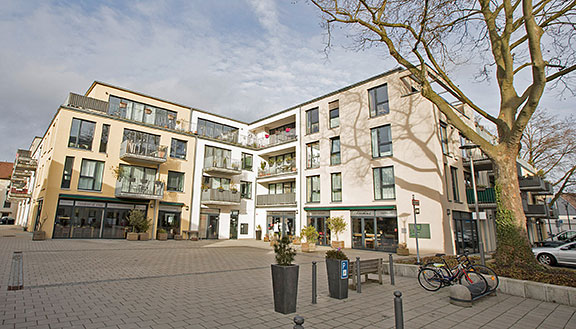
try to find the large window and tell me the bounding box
[123,129,161,156]
[306,108,319,134]
[170,138,187,159]
[371,125,392,158]
[368,84,389,117]
[197,118,238,142]
[68,118,95,150]
[240,181,252,199]
[331,173,342,202]
[330,137,341,165]
[373,167,395,200]
[61,156,74,188]
[329,100,340,128]
[167,171,184,192]
[440,122,449,155]
[451,166,460,202]
[306,175,320,203]
[242,153,253,171]
[204,146,232,168]
[269,182,296,194]
[306,142,320,169]
[108,96,177,129]
[204,176,231,190]
[78,159,104,191]
[99,124,110,153]
[118,165,158,195]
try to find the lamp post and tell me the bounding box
[460,143,486,265]
[566,203,572,230]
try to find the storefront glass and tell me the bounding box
[351,210,398,252]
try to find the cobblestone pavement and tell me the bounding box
[1,225,575,329]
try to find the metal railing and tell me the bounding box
[466,188,496,204]
[120,140,168,161]
[519,176,546,190]
[115,179,164,199]
[201,189,241,203]
[66,93,109,113]
[256,193,296,206]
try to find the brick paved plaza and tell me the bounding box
[1,226,575,329]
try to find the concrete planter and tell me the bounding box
[271,264,299,314]
[326,258,348,299]
[256,230,262,240]
[301,242,316,253]
[126,232,139,241]
[397,247,410,256]
[138,232,149,241]
[32,231,46,241]
[331,241,344,249]
[157,232,168,241]
[174,234,183,240]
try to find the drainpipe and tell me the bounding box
[189,136,199,232]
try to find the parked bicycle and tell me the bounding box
[418,252,497,294]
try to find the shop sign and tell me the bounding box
[107,203,135,210]
[159,205,181,212]
[340,260,349,279]
[59,200,74,206]
[351,210,375,217]
[375,210,397,217]
[75,201,105,208]
[307,211,330,217]
[201,208,220,214]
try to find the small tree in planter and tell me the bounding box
[301,225,319,253]
[328,216,347,249]
[128,209,151,241]
[271,236,298,314]
[325,248,349,299]
[157,228,168,241]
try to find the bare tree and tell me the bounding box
[521,109,576,204]
[310,0,576,266]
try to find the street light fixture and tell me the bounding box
[460,143,486,265]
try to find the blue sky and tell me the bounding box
[0,0,573,160]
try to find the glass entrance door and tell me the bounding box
[207,214,219,239]
[308,216,330,245]
[158,211,181,239]
[352,216,398,251]
[229,211,239,239]
[376,217,398,251]
[267,212,296,238]
[454,212,479,254]
[352,217,363,248]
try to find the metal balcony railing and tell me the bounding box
[256,193,296,206]
[120,140,168,163]
[115,179,164,200]
[466,188,496,204]
[66,93,109,113]
[14,149,37,171]
[519,176,547,191]
[201,189,241,204]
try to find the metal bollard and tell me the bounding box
[394,291,404,329]
[356,257,361,293]
[389,253,395,286]
[293,315,305,329]
[312,261,317,304]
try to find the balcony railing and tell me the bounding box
[203,156,241,174]
[258,162,297,178]
[14,149,37,171]
[258,130,297,148]
[256,193,296,206]
[115,179,164,200]
[466,188,496,204]
[8,187,31,199]
[66,93,109,113]
[519,176,548,191]
[201,189,241,204]
[120,140,168,164]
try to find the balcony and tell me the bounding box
[14,149,37,171]
[258,162,297,179]
[523,204,556,218]
[256,193,296,207]
[120,140,168,164]
[201,189,241,205]
[519,176,552,193]
[203,156,241,175]
[465,188,496,206]
[66,93,109,113]
[257,130,297,149]
[8,187,31,199]
[115,179,164,200]
[462,153,493,172]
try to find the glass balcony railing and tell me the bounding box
[203,156,241,173]
[115,179,164,200]
[258,130,297,148]
[258,162,297,177]
[256,193,296,206]
[201,189,241,204]
[120,140,168,163]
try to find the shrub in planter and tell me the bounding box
[271,236,298,314]
[301,225,319,253]
[127,209,151,241]
[157,228,168,241]
[396,242,409,256]
[328,216,347,249]
[126,232,139,241]
[325,249,349,299]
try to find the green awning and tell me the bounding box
[303,205,396,211]
[59,194,148,204]
[159,201,185,206]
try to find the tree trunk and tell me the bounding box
[492,152,527,230]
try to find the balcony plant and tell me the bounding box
[127,209,151,241]
[217,186,225,192]
[201,183,210,191]
[325,248,349,299]
[157,228,168,241]
[256,225,262,240]
[327,216,347,249]
[301,225,319,253]
[230,184,238,193]
[271,235,298,314]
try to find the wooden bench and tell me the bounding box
[349,258,383,290]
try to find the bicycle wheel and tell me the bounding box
[418,268,443,291]
[422,262,451,279]
[459,271,488,295]
[468,265,499,292]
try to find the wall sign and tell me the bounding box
[409,223,431,239]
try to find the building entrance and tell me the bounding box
[267,211,295,238]
[351,210,398,252]
[200,209,220,239]
[158,211,181,239]
[307,211,330,245]
[453,211,479,254]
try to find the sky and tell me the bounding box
[0,0,573,161]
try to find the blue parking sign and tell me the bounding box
[340,260,349,279]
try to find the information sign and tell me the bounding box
[340,260,349,279]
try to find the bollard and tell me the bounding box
[394,291,404,329]
[293,315,305,329]
[356,257,361,293]
[389,253,395,286]
[312,261,317,304]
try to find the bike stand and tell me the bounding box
[449,283,495,307]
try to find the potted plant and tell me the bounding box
[157,228,168,241]
[292,236,301,245]
[264,233,270,242]
[271,236,298,314]
[301,225,319,253]
[328,216,347,249]
[201,183,210,191]
[111,165,125,180]
[256,225,263,240]
[217,186,225,192]
[325,248,349,299]
[397,242,410,256]
[32,217,46,241]
[127,209,151,241]
[230,184,239,193]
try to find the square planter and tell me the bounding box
[174,234,183,240]
[326,258,349,299]
[256,230,262,240]
[397,247,410,256]
[301,242,316,253]
[32,231,46,241]
[157,232,168,241]
[271,264,299,314]
[126,232,139,241]
[331,241,344,249]
[139,232,149,241]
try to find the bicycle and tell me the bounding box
[425,252,499,292]
[418,253,488,293]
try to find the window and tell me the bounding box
[78,159,104,191]
[240,181,252,199]
[167,171,184,192]
[99,124,110,153]
[268,182,295,194]
[306,175,320,203]
[240,223,249,235]
[267,152,295,175]
[371,125,392,157]
[460,134,468,158]
[328,138,340,165]
[108,96,177,129]
[197,118,239,142]
[68,118,95,150]
[170,139,187,159]
[306,108,319,134]
[123,129,161,156]
[451,166,460,202]
[329,100,340,128]
[368,84,389,117]
[373,167,395,200]
[331,173,342,202]
[242,153,253,171]
[61,156,74,188]
[205,176,230,190]
[440,122,449,155]
[204,146,232,168]
[306,142,320,169]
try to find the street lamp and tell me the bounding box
[460,143,486,265]
[566,202,572,230]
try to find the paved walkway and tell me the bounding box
[1,225,575,329]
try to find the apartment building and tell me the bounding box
[10,67,555,255]
[554,193,575,235]
[0,162,18,218]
